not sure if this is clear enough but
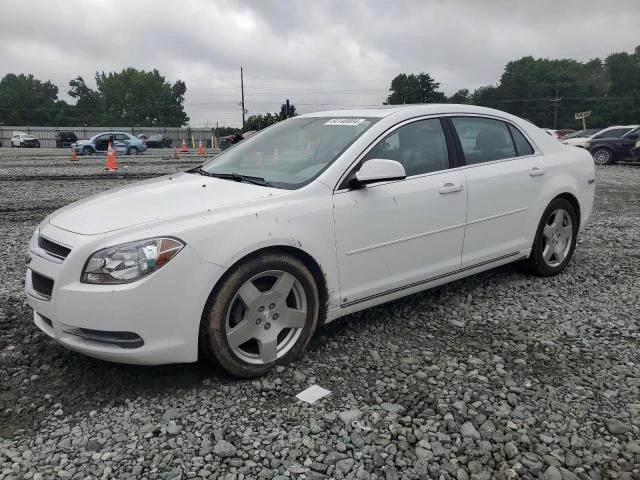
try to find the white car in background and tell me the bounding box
[25,105,595,377]
[11,131,41,148]
[563,125,640,148]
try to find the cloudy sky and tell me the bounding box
[1,0,638,127]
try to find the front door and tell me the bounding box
[333,118,467,306]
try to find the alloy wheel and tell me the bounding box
[593,149,611,165]
[225,270,307,365]
[541,208,573,267]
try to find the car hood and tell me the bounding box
[48,172,286,235]
[75,139,94,145]
[20,136,37,140]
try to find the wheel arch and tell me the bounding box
[554,192,581,227]
[198,244,330,350]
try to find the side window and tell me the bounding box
[362,119,449,176]
[596,128,628,139]
[508,124,534,156]
[451,117,517,165]
[114,133,127,141]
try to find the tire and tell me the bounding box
[201,253,320,378]
[526,197,578,276]
[127,146,138,155]
[592,147,614,165]
[82,146,93,156]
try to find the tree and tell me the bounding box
[448,89,470,104]
[0,74,61,125]
[68,68,189,126]
[245,112,280,131]
[279,102,296,120]
[384,73,446,104]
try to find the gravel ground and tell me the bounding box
[0,151,639,480]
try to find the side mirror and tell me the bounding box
[350,159,406,188]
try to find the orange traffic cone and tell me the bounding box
[105,142,117,171]
[197,140,205,156]
[70,147,78,162]
[181,139,188,153]
[172,147,179,160]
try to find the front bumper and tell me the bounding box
[25,224,224,365]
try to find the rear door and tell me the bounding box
[448,116,548,268]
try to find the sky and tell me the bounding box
[1,0,639,127]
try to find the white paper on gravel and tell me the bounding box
[295,384,331,404]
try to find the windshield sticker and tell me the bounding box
[324,118,366,126]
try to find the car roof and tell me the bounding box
[298,104,518,120]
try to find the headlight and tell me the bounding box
[81,237,184,284]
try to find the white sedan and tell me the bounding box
[26,105,595,377]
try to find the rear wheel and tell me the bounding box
[201,253,320,377]
[592,147,613,165]
[526,198,578,276]
[127,146,139,155]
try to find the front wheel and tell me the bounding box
[201,253,320,377]
[526,198,578,276]
[592,147,613,165]
[82,146,93,156]
[127,146,138,155]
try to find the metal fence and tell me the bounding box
[0,126,221,148]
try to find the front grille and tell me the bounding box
[31,271,54,298]
[38,236,71,260]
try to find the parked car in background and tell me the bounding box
[220,133,244,151]
[11,131,40,148]
[587,126,640,165]
[563,125,639,148]
[561,129,600,141]
[25,104,594,377]
[55,131,78,148]
[72,132,147,156]
[137,134,149,142]
[542,128,560,139]
[145,134,172,148]
[554,129,576,138]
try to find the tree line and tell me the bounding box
[385,45,640,128]
[0,69,188,127]
[1,44,638,130]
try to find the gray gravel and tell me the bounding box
[1,152,639,479]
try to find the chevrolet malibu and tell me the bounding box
[26,105,595,377]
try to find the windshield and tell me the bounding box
[198,117,377,189]
[563,129,598,139]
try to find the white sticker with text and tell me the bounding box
[324,118,366,126]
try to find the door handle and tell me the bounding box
[529,167,546,177]
[439,182,464,194]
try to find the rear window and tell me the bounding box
[451,117,517,165]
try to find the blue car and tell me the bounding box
[72,132,147,156]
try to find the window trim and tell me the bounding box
[335,116,456,191]
[446,114,540,168]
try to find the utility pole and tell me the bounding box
[240,67,245,130]
[285,99,291,118]
[550,77,561,129]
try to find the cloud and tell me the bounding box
[1,0,638,126]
